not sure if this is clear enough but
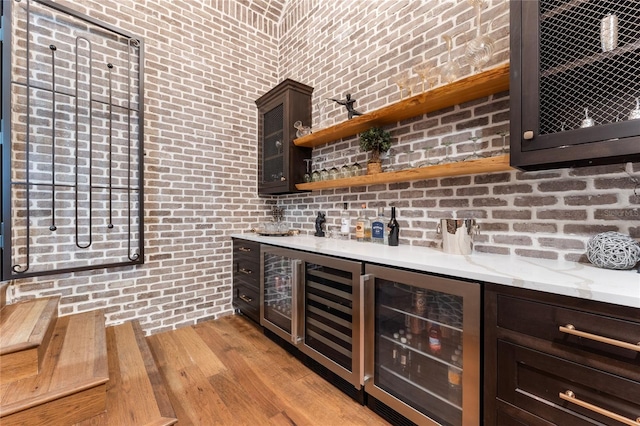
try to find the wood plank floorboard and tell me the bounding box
[147,315,390,426]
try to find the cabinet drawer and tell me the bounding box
[233,282,259,323]
[235,260,259,287]
[233,239,260,287]
[497,293,640,377]
[497,340,640,426]
[233,239,260,260]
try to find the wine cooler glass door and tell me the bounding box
[261,247,302,344]
[364,265,481,426]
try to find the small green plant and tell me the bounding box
[359,127,392,163]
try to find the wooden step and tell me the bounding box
[0,297,60,385]
[0,309,109,426]
[76,321,176,426]
[0,282,8,308]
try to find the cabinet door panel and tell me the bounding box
[497,294,640,370]
[497,340,640,426]
[510,0,640,170]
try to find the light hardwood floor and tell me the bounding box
[147,314,391,426]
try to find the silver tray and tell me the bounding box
[253,229,299,237]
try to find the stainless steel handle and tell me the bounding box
[523,130,534,140]
[238,247,252,252]
[239,294,252,303]
[291,259,302,345]
[362,273,375,387]
[559,324,640,352]
[559,390,640,426]
[239,268,253,275]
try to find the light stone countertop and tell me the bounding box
[231,233,640,309]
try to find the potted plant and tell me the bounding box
[359,127,392,174]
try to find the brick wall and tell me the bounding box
[6,0,638,335]
[8,0,280,334]
[272,0,639,264]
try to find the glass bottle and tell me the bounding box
[371,207,386,244]
[355,203,371,242]
[428,323,442,356]
[387,206,399,246]
[399,337,410,376]
[392,332,401,367]
[448,354,462,405]
[340,203,350,239]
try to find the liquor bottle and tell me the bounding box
[428,323,442,356]
[413,335,425,381]
[388,206,399,246]
[392,332,401,367]
[371,207,386,244]
[410,289,427,335]
[340,202,350,239]
[399,337,410,376]
[355,203,371,242]
[448,354,462,405]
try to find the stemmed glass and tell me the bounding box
[394,71,411,98]
[440,141,455,164]
[494,131,510,155]
[414,64,432,93]
[465,0,495,73]
[418,147,438,167]
[328,154,340,180]
[320,155,329,181]
[382,148,397,171]
[341,149,353,178]
[303,159,313,183]
[440,35,461,84]
[465,136,483,160]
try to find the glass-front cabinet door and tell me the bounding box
[260,246,302,344]
[364,265,480,426]
[511,0,640,170]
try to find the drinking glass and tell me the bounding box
[414,63,432,93]
[465,0,495,73]
[341,152,352,178]
[440,35,461,84]
[418,147,437,167]
[465,136,483,160]
[303,159,313,182]
[329,154,340,180]
[394,71,411,99]
[494,131,510,155]
[440,142,455,164]
[350,160,363,177]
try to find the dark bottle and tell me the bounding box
[388,206,399,246]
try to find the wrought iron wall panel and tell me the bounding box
[2,0,144,279]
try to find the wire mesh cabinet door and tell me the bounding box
[510,0,640,170]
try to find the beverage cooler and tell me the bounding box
[363,264,481,426]
[260,246,363,390]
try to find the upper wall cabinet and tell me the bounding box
[510,0,640,170]
[256,79,313,195]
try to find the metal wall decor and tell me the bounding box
[1,0,145,279]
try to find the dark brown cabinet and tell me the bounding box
[255,79,313,195]
[484,284,640,425]
[232,238,260,323]
[510,0,640,170]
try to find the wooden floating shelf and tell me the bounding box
[294,63,510,148]
[295,154,512,191]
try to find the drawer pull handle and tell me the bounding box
[239,294,253,303]
[238,247,252,252]
[559,390,640,426]
[559,324,640,352]
[239,268,253,275]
